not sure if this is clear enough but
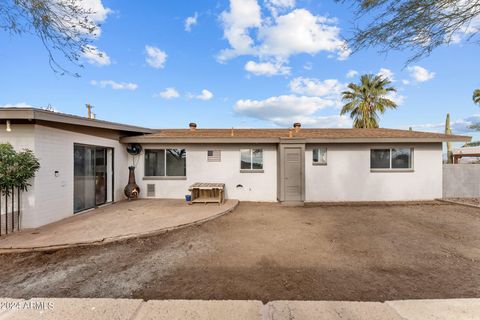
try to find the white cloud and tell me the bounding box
[218,0,262,61]
[409,114,480,134]
[402,79,410,85]
[0,102,36,109]
[185,12,198,32]
[386,91,406,106]
[196,89,214,100]
[289,77,345,98]
[346,70,358,78]
[377,68,395,82]
[258,9,349,61]
[265,0,296,16]
[245,60,290,76]
[407,65,435,82]
[156,87,180,99]
[233,95,342,126]
[70,0,111,38]
[82,44,111,66]
[91,80,138,90]
[303,62,313,70]
[218,2,349,64]
[145,45,167,69]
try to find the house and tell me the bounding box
[0,108,471,229]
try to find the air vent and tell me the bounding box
[207,150,221,162]
[147,184,156,197]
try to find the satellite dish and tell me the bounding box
[126,144,142,155]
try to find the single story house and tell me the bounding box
[0,108,471,229]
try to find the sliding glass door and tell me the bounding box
[74,144,113,213]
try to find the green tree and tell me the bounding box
[474,89,480,105]
[0,0,104,75]
[0,143,40,196]
[340,74,398,128]
[339,0,480,63]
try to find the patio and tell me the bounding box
[0,199,238,252]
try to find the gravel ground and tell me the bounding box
[0,201,479,302]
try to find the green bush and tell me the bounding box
[0,143,40,196]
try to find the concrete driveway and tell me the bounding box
[0,199,238,252]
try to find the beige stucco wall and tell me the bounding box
[132,144,278,201]
[305,143,443,201]
[1,124,128,228]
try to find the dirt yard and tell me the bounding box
[0,201,479,302]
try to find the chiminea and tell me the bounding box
[124,166,140,200]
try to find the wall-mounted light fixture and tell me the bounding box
[6,120,11,132]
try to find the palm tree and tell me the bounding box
[341,74,398,128]
[473,89,480,105]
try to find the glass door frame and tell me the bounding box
[73,143,114,213]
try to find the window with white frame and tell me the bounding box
[240,149,263,171]
[145,149,186,177]
[370,148,413,170]
[313,147,327,165]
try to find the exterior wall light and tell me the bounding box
[6,120,11,132]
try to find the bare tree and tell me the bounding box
[340,0,480,63]
[0,0,104,76]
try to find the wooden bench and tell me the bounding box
[188,183,225,204]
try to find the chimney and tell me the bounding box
[86,104,94,119]
[293,122,301,133]
[189,122,197,131]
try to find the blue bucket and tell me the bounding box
[185,195,192,202]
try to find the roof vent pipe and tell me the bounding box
[293,122,301,133]
[189,122,197,131]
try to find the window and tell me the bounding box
[145,149,186,177]
[207,150,221,162]
[370,148,413,170]
[240,149,263,171]
[313,147,327,165]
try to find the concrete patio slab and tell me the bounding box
[266,301,403,320]
[134,300,263,320]
[0,298,143,320]
[386,299,480,320]
[0,199,238,253]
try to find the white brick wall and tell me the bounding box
[1,124,128,228]
[305,143,443,201]
[133,144,278,202]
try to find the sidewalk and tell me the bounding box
[1,298,479,319]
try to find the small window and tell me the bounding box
[145,149,186,177]
[313,147,327,165]
[371,149,391,169]
[392,148,412,169]
[371,148,413,170]
[207,150,221,162]
[240,149,263,171]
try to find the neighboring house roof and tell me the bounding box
[453,146,480,156]
[0,107,154,134]
[121,128,471,144]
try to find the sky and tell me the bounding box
[1,0,480,140]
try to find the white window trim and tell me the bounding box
[240,148,264,173]
[312,147,328,166]
[144,149,187,179]
[370,147,414,172]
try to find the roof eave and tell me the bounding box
[120,136,472,144]
[0,108,155,134]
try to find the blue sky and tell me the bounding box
[1,0,480,139]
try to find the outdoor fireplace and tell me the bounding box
[124,166,140,200]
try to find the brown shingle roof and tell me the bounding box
[122,127,470,143]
